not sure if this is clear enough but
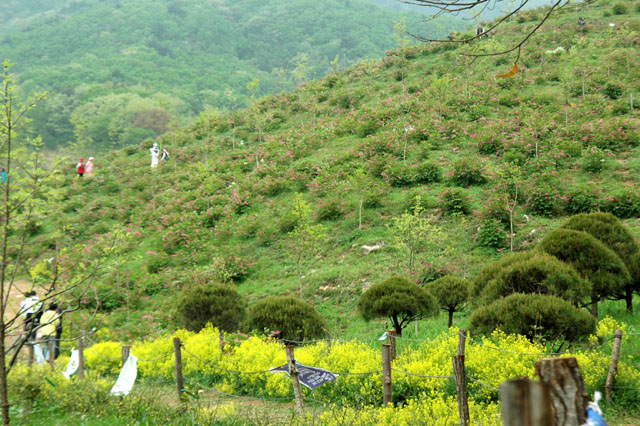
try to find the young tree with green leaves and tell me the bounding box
[0,62,118,425]
[287,194,326,299]
[390,196,444,276]
[348,168,377,229]
[358,276,438,336]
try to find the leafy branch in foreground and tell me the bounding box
[405,0,577,61]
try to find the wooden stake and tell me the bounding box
[500,378,553,426]
[382,344,393,407]
[173,337,184,400]
[122,345,131,367]
[285,346,304,415]
[77,337,85,379]
[605,329,623,402]
[452,355,470,426]
[535,357,588,426]
[387,330,397,361]
[458,329,467,356]
[326,336,331,355]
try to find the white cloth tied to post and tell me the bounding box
[63,348,80,380]
[110,353,138,396]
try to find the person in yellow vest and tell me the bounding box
[39,303,60,361]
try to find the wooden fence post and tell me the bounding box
[387,330,397,361]
[382,343,392,407]
[122,344,131,367]
[458,329,467,356]
[535,357,588,426]
[452,354,470,426]
[173,337,184,400]
[605,329,623,402]
[285,345,304,415]
[77,336,85,379]
[326,336,331,354]
[500,378,553,426]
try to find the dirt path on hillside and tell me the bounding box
[5,279,32,320]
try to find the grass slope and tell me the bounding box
[25,0,640,341]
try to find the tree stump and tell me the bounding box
[535,357,588,426]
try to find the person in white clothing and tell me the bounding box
[20,291,42,341]
[150,143,160,168]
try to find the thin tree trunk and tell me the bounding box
[448,310,454,328]
[625,289,633,312]
[590,299,598,318]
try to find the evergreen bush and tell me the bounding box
[469,293,596,342]
[247,296,327,342]
[474,251,591,306]
[538,228,630,314]
[175,283,246,333]
[427,275,469,328]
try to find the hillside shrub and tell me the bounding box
[403,189,434,212]
[427,275,469,328]
[525,184,562,217]
[582,147,608,173]
[358,276,438,336]
[384,162,442,186]
[612,3,628,14]
[474,251,591,306]
[247,296,327,342]
[440,188,471,216]
[604,82,623,99]
[476,218,507,249]
[469,293,596,343]
[565,187,600,214]
[212,255,252,283]
[480,195,511,227]
[576,118,640,151]
[476,136,501,155]
[602,190,640,218]
[316,198,347,221]
[449,158,487,187]
[175,283,246,333]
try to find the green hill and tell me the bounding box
[19,0,640,342]
[0,0,459,151]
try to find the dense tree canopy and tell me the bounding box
[473,251,591,307]
[470,293,596,344]
[358,276,438,336]
[538,228,630,316]
[175,283,246,333]
[427,275,469,328]
[247,296,327,343]
[561,212,640,311]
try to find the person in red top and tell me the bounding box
[76,158,85,177]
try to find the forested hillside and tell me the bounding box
[0,0,459,151]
